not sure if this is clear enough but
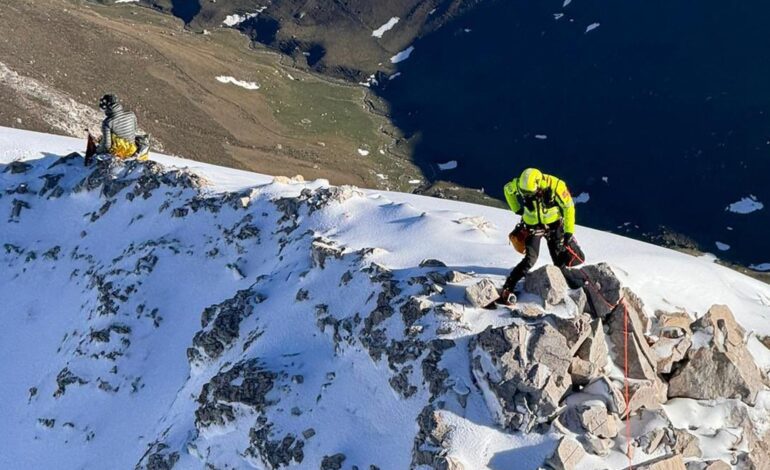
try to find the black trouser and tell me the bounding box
[504,222,565,290]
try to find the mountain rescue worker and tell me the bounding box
[96,94,150,161]
[499,168,583,305]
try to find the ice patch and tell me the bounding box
[602,176,609,183]
[563,0,572,6]
[534,134,548,140]
[438,161,458,171]
[715,241,731,251]
[750,263,770,272]
[586,22,600,33]
[389,73,402,81]
[726,195,764,214]
[554,13,564,20]
[215,76,260,90]
[390,46,415,64]
[372,17,400,38]
[115,0,139,3]
[574,192,590,204]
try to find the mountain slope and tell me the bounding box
[2,126,770,469]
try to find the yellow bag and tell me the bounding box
[109,135,138,159]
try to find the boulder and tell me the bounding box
[568,288,588,315]
[525,265,569,307]
[471,319,573,431]
[578,434,612,457]
[667,428,702,459]
[544,437,586,470]
[465,279,499,308]
[549,313,593,355]
[576,400,618,438]
[571,319,609,384]
[625,379,668,417]
[582,377,627,416]
[564,263,622,318]
[628,454,686,470]
[654,310,693,338]
[668,305,765,405]
[653,336,692,374]
[605,295,659,382]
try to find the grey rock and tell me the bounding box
[627,454,686,470]
[564,263,622,318]
[544,437,586,470]
[471,319,573,431]
[321,453,346,470]
[525,265,569,307]
[605,293,659,382]
[464,279,499,308]
[419,259,447,268]
[668,305,765,405]
[311,238,343,269]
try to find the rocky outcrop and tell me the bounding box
[544,437,586,470]
[472,318,573,432]
[668,305,765,405]
[629,454,686,470]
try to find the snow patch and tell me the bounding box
[726,195,764,214]
[585,22,600,33]
[215,76,260,90]
[534,134,548,140]
[357,148,370,156]
[222,7,266,27]
[372,17,400,38]
[438,160,458,171]
[750,263,770,272]
[715,242,731,251]
[390,46,415,64]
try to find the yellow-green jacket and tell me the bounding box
[504,173,576,233]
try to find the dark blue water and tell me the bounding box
[171,0,200,24]
[379,0,770,266]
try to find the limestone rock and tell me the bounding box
[629,454,686,470]
[471,319,573,431]
[625,379,668,417]
[668,305,765,405]
[544,437,586,470]
[576,400,618,439]
[526,265,570,307]
[653,336,692,374]
[465,279,499,308]
[564,263,622,318]
[606,296,659,382]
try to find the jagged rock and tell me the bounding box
[11,198,30,218]
[141,444,180,470]
[436,303,464,322]
[568,287,588,314]
[629,454,686,470]
[464,279,499,308]
[639,427,666,454]
[188,289,264,364]
[564,263,622,318]
[7,160,32,173]
[605,293,659,382]
[301,185,362,214]
[549,313,593,355]
[625,379,668,417]
[653,336,692,374]
[311,238,343,269]
[571,319,609,385]
[320,453,346,470]
[526,265,569,307]
[248,428,305,467]
[687,462,730,470]
[54,368,88,398]
[577,434,612,457]
[668,305,765,405]
[412,407,455,467]
[668,428,702,459]
[401,297,432,327]
[472,319,573,431]
[576,400,618,438]
[195,359,275,428]
[544,437,585,470]
[654,310,693,338]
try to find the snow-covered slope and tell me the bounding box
[2,126,770,469]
